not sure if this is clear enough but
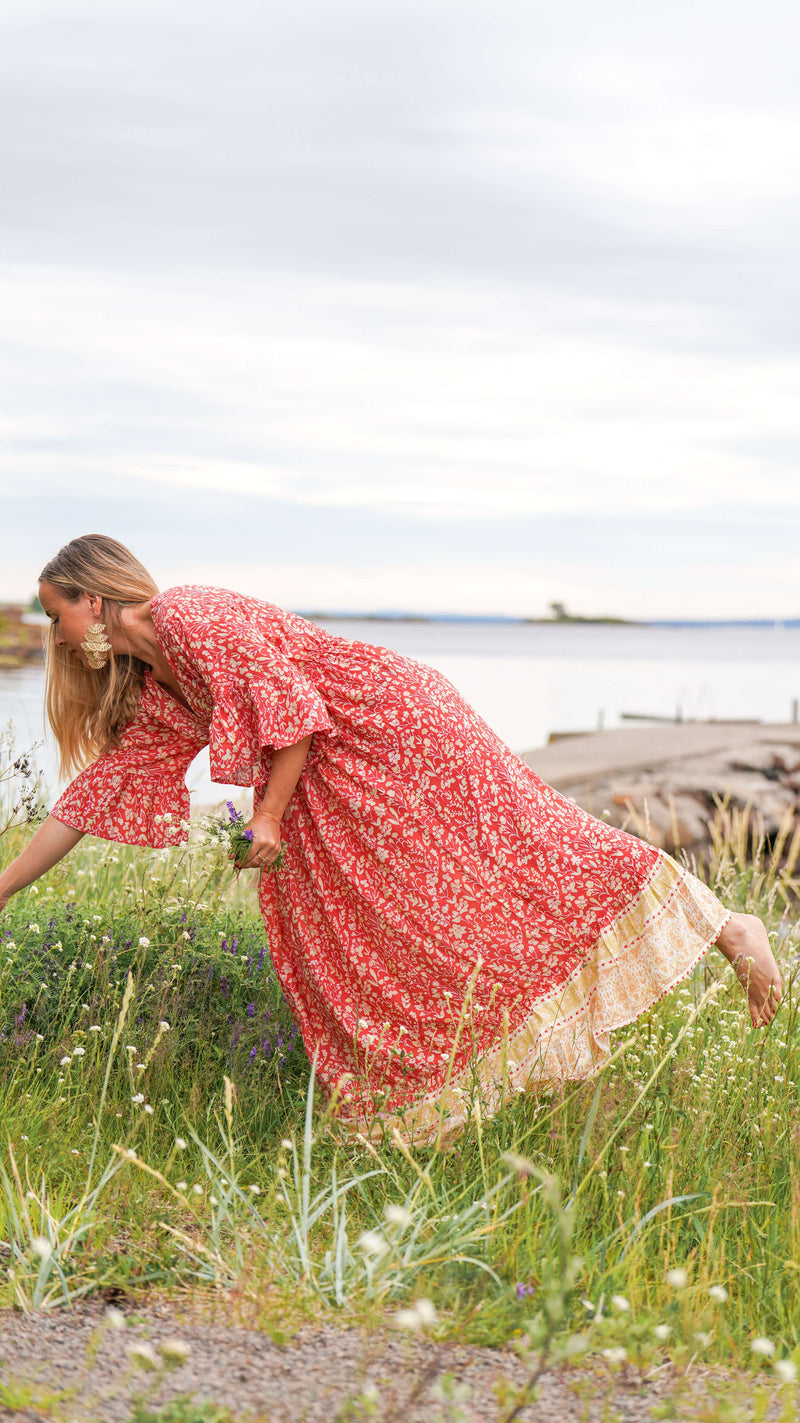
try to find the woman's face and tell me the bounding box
[38,581,104,666]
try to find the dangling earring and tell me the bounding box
[81,622,112,669]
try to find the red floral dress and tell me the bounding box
[52,586,730,1141]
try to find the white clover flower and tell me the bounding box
[6,942,15,951]
[89,1025,101,1033]
[209,1195,219,1206]
[59,1055,71,1067]
[30,1237,52,1260]
[28,924,40,934]
[774,1360,798,1383]
[181,931,190,940]
[654,1324,671,1341]
[127,1342,159,1370]
[159,1020,170,1031]
[144,1104,154,1115]
[708,1285,728,1304]
[175,1137,187,1151]
[159,1338,191,1363]
[138,937,151,948]
[751,1337,776,1357]
[601,1347,627,1365]
[666,1268,688,1289]
[72,1046,86,1057]
[280,1139,293,1150]
[248,1184,261,1194]
[611,1294,630,1313]
[35,1033,43,1042]
[105,1306,126,1330]
[384,1204,413,1229]
[192,1184,203,1196]
[357,1230,388,1258]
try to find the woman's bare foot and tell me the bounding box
[716,913,783,1027]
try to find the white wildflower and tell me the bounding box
[138,937,151,948]
[654,1324,671,1341]
[30,1237,52,1260]
[694,1331,713,1348]
[144,1104,154,1115]
[72,1046,86,1057]
[384,1203,413,1229]
[105,1306,126,1329]
[751,1337,776,1357]
[708,1285,728,1304]
[159,1020,170,1031]
[127,1342,159,1370]
[602,1347,627,1365]
[59,1056,71,1067]
[666,1268,688,1289]
[89,1025,101,1033]
[394,1298,437,1330]
[774,1360,798,1383]
[192,1184,203,1196]
[248,1184,261,1194]
[175,1137,187,1151]
[159,1338,191,1363]
[611,1294,630,1313]
[357,1230,388,1258]
[125,1045,137,1054]
[28,924,40,934]
[131,1093,145,1105]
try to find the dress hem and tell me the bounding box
[338,852,731,1147]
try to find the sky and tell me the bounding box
[2,0,800,618]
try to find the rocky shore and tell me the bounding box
[0,603,44,668]
[522,722,800,860]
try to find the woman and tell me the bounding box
[0,536,782,1143]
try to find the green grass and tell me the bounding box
[1,782,799,1392]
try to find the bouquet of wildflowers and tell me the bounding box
[209,801,287,872]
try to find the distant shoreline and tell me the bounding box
[302,613,800,628]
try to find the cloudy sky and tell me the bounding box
[2,0,800,617]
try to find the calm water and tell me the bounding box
[2,619,800,800]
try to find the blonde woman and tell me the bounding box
[0,536,782,1141]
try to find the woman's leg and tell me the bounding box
[716,914,783,1027]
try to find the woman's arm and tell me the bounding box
[0,816,85,909]
[241,735,312,869]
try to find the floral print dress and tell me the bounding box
[52,586,730,1142]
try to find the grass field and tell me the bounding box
[1,742,800,1415]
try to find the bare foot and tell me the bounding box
[716,912,783,1028]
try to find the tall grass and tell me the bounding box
[0,744,799,1378]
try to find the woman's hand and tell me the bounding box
[239,811,283,871]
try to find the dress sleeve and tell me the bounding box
[50,713,206,849]
[178,608,333,786]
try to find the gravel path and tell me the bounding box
[0,1302,781,1422]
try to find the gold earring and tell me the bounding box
[81,622,112,669]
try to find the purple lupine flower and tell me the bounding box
[247,1002,255,1018]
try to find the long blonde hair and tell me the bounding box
[39,535,159,778]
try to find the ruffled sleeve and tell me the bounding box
[50,683,208,849]
[152,592,333,787]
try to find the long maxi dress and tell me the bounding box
[51,586,731,1143]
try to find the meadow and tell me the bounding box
[1,729,800,1420]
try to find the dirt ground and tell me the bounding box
[0,1300,789,1422]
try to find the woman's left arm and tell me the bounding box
[241,734,313,869]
